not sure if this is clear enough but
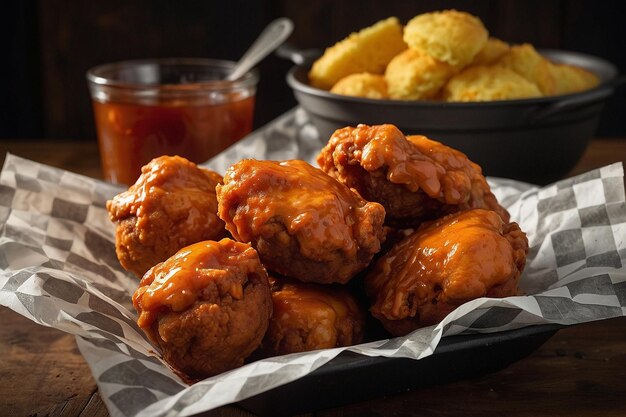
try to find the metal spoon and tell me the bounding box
[226,17,294,81]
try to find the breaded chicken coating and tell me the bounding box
[365,209,528,336]
[317,124,509,228]
[216,159,386,284]
[107,155,226,278]
[261,275,365,356]
[132,238,272,380]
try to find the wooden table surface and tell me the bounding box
[1,138,625,417]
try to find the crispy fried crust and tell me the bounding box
[132,239,272,380]
[106,155,226,278]
[365,209,528,336]
[317,124,510,227]
[261,275,365,356]
[216,159,386,284]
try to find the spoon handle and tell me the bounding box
[227,17,294,81]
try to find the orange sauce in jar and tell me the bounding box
[93,94,254,185]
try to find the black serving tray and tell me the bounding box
[238,324,561,416]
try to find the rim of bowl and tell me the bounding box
[87,57,259,91]
[287,49,619,108]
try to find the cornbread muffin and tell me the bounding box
[385,49,456,100]
[471,37,510,66]
[331,73,389,99]
[551,63,599,95]
[443,65,543,102]
[403,9,488,67]
[308,17,407,90]
[498,43,557,95]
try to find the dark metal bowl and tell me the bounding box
[287,49,622,184]
[239,324,562,416]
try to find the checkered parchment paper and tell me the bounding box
[1,108,625,417]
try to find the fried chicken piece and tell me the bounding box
[317,124,509,228]
[261,275,365,356]
[216,159,386,284]
[107,155,227,278]
[365,209,528,336]
[132,238,272,380]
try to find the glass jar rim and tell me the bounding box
[86,57,259,92]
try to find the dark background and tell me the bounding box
[2,0,625,141]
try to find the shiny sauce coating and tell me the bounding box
[266,276,364,352]
[368,209,520,321]
[133,238,263,329]
[324,124,445,197]
[107,154,222,227]
[217,159,378,259]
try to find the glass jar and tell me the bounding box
[87,58,258,185]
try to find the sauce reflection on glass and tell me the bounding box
[93,95,254,185]
[87,59,258,186]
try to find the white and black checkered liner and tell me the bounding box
[1,108,625,417]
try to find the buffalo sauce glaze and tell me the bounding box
[367,209,519,322]
[267,276,364,351]
[319,124,510,223]
[326,124,445,197]
[107,155,222,228]
[271,279,351,323]
[132,239,262,330]
[405,134,477,203]
[217,159,375,259]
[107,156,224,241]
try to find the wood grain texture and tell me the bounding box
[0,139,624,417]
[0,141,103,179]
[0,307,107,417]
